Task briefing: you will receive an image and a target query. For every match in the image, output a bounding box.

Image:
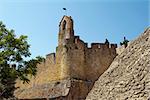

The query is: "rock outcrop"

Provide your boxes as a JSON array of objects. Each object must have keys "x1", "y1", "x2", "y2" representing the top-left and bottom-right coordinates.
[{"x1": 86, "y1": 28, "x2": 150, "y2": 100}]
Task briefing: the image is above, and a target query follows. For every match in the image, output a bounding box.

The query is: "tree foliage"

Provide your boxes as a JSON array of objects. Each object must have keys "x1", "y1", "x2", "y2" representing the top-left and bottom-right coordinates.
[{"x1": 0, "y1": 21, "x2": 44, "y2": 99}]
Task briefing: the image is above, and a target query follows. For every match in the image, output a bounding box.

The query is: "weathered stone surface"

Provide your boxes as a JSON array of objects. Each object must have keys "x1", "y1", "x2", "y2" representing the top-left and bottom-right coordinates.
[
  {"x1": 86, "y1": 28, "x2": 150, "y2": 100},
  {"x1": 15, "y1": 79, "x2": 94, "y2": 100},
  {"x1": 15, "y1": 79, "x2": 71, "y2": 99}
]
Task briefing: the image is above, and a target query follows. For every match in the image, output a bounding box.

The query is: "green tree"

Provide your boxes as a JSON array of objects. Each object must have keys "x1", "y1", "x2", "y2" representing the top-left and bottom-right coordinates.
[{"x1": 0, "y1": 21, "x2": 44, "y2": 99}]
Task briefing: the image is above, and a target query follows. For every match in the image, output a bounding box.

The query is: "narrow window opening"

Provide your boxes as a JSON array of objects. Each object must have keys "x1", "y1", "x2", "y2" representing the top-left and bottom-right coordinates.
[{"x1": 62, "y1": 20, "x2": 66, "y2": 30}]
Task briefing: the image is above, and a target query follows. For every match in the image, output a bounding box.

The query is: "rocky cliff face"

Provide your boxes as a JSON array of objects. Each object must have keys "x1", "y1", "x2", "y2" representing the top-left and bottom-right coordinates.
[{"x1": 86, "y1": 28, "x2": 150, "y2": 100}]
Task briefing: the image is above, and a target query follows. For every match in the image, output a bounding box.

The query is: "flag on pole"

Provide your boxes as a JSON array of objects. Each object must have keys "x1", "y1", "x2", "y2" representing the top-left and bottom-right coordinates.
[{"x1": 63, "y1": 8, "x2": 67, "y2": 10}]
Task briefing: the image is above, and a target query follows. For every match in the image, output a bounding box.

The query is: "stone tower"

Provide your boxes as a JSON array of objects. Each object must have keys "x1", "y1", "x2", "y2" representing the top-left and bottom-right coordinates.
[{"x1": 58, "y1": 16, "x2": 74, "y2": 46}]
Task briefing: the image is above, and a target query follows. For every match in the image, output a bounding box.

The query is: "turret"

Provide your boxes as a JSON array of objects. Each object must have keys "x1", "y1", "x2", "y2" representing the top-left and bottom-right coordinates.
[{"x1": 58, "y1": 16, "x2": 74, "y2": 46}]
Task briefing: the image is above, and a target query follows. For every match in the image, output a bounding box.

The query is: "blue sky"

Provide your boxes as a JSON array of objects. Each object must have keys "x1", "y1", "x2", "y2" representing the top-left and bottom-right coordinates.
[{"x1": 0, "y1": 0, "x2": 149, "y2": 58}]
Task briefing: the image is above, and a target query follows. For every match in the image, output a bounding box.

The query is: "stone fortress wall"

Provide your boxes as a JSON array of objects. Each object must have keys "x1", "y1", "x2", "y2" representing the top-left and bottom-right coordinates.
[
  {"x1": 15, "y1": 16, "x2": 117, "y2": 99},
  {"x1": 48, "y1": 15, "x2": 117, "y2": 82},
  {"x1": 62, "y1": 35, "x2": 117, "y2": 81},
  {"x1": 31, "y1": 15, "x2": 117, "y2": 83}
]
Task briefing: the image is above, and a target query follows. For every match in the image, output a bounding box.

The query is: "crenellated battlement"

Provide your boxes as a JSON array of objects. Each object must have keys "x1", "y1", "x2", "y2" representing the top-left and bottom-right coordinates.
[
  {"x1": 63, "y1": 34, "x2": 117, "y2": 52},
  {"x1": 91, "y1": 43, "x2": 108, "y2": 49},
  {"x1": 110, "y1": 44, "x2": 117, "y2": 49},
  {"x1": 90, "y1": 43, "x2": 117, "y2": 49},
  {"x1": 45, "y1": 53, "x2": 56, "y2": 65},
  {"x1": 46, "y1": 53, "x2": 55, "y2": 59}
]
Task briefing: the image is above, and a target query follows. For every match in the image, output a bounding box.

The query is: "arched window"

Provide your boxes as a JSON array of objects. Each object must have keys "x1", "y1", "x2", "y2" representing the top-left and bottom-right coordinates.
[{"x1": 62, "y1": 20, "x2": 66, "y2": 30}]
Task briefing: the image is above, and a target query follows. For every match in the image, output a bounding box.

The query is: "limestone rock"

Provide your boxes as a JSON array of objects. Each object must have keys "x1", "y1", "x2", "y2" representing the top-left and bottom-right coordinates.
[
  {"x1": 15, "y1": 79, "x2": 71, "y2": 99},
  {"x1": 86, "y1": 28, "x2": 150, "y2": 100}
]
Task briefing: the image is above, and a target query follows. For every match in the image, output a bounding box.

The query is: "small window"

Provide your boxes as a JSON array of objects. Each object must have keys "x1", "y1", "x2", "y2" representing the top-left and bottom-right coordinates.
[{"x1": 62, "y1": 20, "x2": 66, "y2": 30}]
